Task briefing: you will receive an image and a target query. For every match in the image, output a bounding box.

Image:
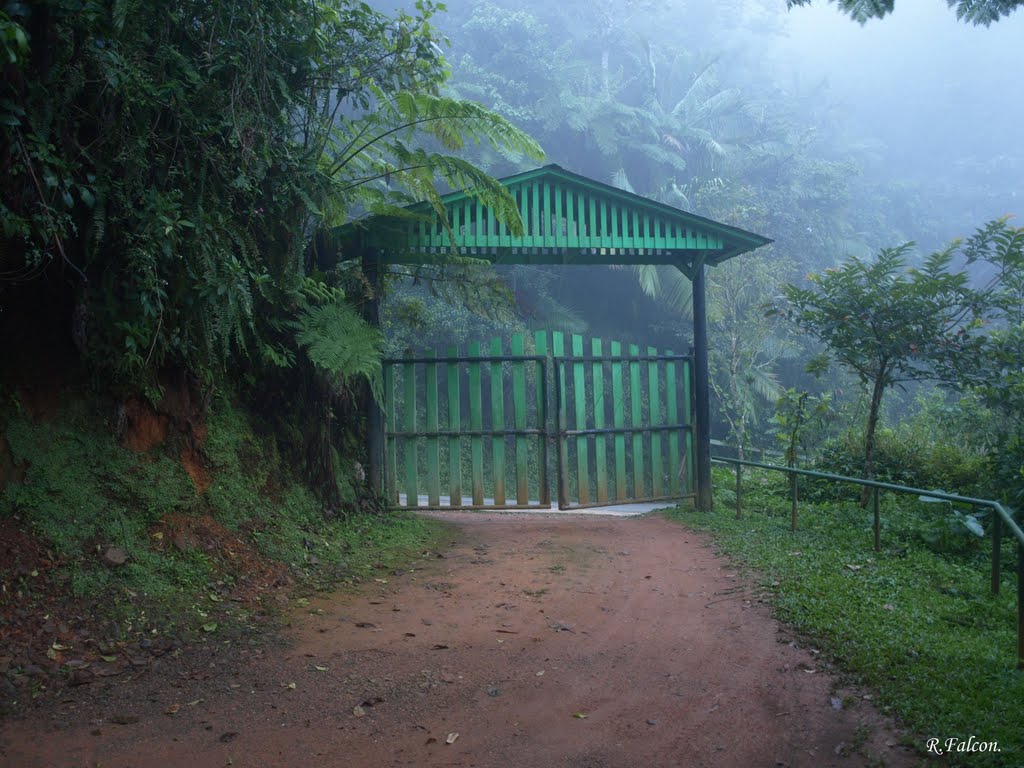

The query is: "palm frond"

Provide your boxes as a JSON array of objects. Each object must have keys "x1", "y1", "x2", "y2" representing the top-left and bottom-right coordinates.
[{"x1": 610, "y1": 168, "x2": 636, "y2": 193}]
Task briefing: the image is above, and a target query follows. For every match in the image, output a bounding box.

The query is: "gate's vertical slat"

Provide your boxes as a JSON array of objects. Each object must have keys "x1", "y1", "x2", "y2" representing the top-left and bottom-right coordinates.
[
  {"x1": 531, "y1": 180, "x2": 541, "y2": 246},
  {"x1": 592, "y1": 337, "x2": 609, "y2": 503},
  {"x1": 557, "y1": 185, "x2": 565, "y2": 244},
  {"x1": 384, "y1": 364, "x2": 397, "y2": 503},
  {"x1": 468, "y1": 342, "x2": 485, "y2": 506},
  {"x1": 552, "y1": 332, "x2": 569, "y2": 508},
  {"x1": 566, "y1": 189, "x2": 579, "y2": 247},
  {"x1": 599, "y1": 200, "x2": 610, "y2": 248},
  {"x1": 588, "y1": 196, "x2": 598, "y2": 246},
  {"x1": 629, "y1": 344, "x2": 644, "y2": 499},
  {"x1": 610, "y1": 341, "x2": 627, "y2": 501},
  {"x1": 425, "y1": 351, "x2": 440, "y2": 507},
  {"x1": 519, "y1": 186, "x2": 532, "y2": 247},
  {"x1": 542, "y1": 181, "x2": 552, "y2": 242},
  {"x1": 403, "y1": 360, "x2": 418, "y2": 506},
  {"x1": 648, "y1": 345, "x2": 663, "y2": 497},
  {"x1": 683, "y1": 356, "x2": 694, "y2": 494},
  {"x1": 665, "y1": 351, "x2": 682, "y2": 496},
  {"x1": 490, "y1": 337, "x2": 507, "y2": 506},
  {"x1": 572, "y1": 334, "x2": 590, "y2": 505},
  {"x1": 535, "y1": 331, "x2": 551, "y2": 506},
  {"x1": 512, "y1": 334, "x2": 529, "y2": 505},
  {"x1": 447, "y1": 345, "x2": 462, "y2": 506}
]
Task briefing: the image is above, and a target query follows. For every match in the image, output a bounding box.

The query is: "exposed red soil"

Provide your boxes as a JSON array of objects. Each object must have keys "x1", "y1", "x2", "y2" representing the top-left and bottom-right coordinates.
[
  {"x1": 120, "y1": 398, "x2": 170, "y2": 453},
  {"x1": 0, "y1": 512, "x2": 923, "y2": 768},
  {"x1": 180, "y1": 446, "x2": 212, "y2": 495}
]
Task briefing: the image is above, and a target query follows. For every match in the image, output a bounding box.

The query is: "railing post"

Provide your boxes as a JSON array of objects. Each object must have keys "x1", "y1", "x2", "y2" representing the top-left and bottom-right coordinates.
[
  {"x1": 790, "y1": 466, "x2": 798, "y2": 532},
  {"x1": 873, "y1": 488, "x2": 881, "y2": 552},
  {"x1": 991, "y1": 512, "x2": 1002, "y2": 596},
  {"x1": 735, "y1": 463, "x2": 742, "y2": 519},
  {"x1": 1018, "y1": 541, "x2": 1024, "y2": 670}
]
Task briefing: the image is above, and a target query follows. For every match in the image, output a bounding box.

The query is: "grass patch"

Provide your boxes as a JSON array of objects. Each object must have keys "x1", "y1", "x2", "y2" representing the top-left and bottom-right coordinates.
[{"x1": 665, "y1": 467, "x2": 1023, "y2": 767}]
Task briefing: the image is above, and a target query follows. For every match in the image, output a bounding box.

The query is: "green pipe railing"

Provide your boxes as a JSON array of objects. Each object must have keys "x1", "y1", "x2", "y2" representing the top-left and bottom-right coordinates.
[{"x1": 711, "y1": 454, "x2": 1024, "y2": 669}]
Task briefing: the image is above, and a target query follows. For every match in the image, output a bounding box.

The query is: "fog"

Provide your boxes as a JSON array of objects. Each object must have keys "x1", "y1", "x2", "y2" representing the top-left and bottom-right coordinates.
[
  {"x1": 409, "y1": 0, "x2": 1023, "y2": 250},
  {"x1": 372, "y1": 0, "x2": 1024, "y2": 436},
  {"x1": 781, "y1": 0, "x2": 1024, "y2": 234}
]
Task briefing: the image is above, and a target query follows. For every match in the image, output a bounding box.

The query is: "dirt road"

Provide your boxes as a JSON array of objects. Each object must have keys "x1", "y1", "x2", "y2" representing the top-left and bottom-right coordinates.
[{"x1": 0, "y1": 512, "x2": 921, "y2": 768}]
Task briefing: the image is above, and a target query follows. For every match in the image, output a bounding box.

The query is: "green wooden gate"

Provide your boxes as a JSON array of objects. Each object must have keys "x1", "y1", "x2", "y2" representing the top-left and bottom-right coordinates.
[{"x1": 383, "y1": 331, "x2": 695, "y2": 510}]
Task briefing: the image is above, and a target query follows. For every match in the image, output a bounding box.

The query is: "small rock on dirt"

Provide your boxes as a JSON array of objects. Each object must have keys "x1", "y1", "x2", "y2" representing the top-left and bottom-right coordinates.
[{"x1": 101, "y1": 547, "x2": 128, "y2": 567}]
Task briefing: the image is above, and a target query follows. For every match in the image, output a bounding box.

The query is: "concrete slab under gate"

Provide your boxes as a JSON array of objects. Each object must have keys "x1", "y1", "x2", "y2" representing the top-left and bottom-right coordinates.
[{"x1": 397, "y1": 494, "x2": 680, "y2": 517}]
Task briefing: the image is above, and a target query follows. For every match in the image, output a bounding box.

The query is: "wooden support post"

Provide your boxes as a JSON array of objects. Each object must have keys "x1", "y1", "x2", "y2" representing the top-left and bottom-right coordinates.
[
  {"x1": 363, "y1": 252, "x2": 385, "y2": 496},
  {"x1": 991, "y1": 514, "x2": 1001, "y2": 596},
  {"x1": 690, "y1": 261, "x2": 713, "y2": 511}
]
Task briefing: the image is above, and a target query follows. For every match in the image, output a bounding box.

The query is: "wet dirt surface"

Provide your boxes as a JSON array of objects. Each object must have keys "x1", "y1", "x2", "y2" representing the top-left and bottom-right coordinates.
[{"x1": 0, "y1": 512, "x2": 924, "y2": 768}]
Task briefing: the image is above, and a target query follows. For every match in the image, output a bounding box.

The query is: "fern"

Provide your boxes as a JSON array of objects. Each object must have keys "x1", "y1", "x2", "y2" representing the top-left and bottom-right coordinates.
[{"x1": 291, "y1": 300, "x2": 384, "y2": 403}]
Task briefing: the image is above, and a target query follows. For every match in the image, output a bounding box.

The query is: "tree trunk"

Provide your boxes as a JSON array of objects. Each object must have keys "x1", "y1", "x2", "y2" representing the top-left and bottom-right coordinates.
[{"x1": 860, "y1": 370, "x2": 887, "y2": 506}]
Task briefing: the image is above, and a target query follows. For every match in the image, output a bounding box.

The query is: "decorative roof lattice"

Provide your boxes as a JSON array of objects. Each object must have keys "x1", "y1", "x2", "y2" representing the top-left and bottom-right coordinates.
[{"x1": 336, "y1": 164, "x2": 771, "y2": 270}]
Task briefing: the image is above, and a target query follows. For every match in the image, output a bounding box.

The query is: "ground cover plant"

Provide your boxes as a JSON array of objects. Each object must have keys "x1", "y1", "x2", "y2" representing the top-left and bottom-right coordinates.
[
  {"x1": 667, "y1": 466, "x2": 1023, "y2": 767},
  {"x1": 0, "y1": 388, "x2": 444, "y2": 712}
]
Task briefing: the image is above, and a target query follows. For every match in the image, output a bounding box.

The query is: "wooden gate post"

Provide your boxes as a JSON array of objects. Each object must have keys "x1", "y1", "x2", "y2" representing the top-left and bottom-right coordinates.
[
  {"x1": 691, "y1": 261, "x2": 713, "y2": 511},
  {"x1": 363, "y1": 251, "x2": 385, "y2": 496}
]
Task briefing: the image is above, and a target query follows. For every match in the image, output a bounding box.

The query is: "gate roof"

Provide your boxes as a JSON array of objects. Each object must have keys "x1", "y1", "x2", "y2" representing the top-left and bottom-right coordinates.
[{"x1": 335, "y1": 164, "x2": 770, "y2": 270}]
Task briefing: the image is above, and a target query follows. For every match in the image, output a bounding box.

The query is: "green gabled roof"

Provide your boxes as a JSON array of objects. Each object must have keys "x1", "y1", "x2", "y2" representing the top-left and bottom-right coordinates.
[{"x1": 336, "y1": 164, "x2": 771, "y2": 269}]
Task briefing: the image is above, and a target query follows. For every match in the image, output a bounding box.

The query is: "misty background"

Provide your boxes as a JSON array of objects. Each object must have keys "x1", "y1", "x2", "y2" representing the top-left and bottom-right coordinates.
[{"x1": 375, "y1": 0, "x2": 1024, "y2": 448}]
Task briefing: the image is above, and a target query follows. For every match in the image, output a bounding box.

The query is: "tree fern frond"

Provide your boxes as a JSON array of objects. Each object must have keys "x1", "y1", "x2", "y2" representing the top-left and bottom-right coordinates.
[{"x1": 292, "y1": 301, "x2": 384, "y2": 403}]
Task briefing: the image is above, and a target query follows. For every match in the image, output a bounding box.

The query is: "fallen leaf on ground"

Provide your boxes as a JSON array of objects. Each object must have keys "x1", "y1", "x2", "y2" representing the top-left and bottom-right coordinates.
[{"x1": 164, "y1": 703, "x2": 180, "y2": 715}]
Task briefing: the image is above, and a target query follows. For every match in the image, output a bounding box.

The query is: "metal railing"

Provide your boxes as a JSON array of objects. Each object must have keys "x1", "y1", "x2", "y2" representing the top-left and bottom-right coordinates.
[{"x1": 711, "y1": 454, "x2": 1024, "y2": 669}]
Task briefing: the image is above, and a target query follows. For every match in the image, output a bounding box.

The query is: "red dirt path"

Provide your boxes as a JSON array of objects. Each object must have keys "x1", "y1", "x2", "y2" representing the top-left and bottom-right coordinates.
[{"x1": 0, "y1": 512, "x2": 923, "y2": 768}]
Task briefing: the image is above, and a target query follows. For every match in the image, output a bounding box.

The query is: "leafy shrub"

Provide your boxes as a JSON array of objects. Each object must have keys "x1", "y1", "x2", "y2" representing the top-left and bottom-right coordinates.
[{"x1": 809, "y1": 427, "x2": 987, "y2": 501}]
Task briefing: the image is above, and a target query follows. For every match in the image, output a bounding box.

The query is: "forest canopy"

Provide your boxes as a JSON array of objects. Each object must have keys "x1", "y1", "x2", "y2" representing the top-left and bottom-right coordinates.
[{"x1": 786, "y1": 0, "x2": 1022, "y2": 24}]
